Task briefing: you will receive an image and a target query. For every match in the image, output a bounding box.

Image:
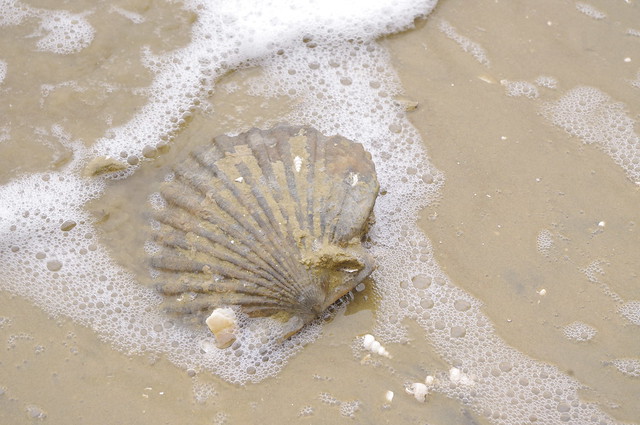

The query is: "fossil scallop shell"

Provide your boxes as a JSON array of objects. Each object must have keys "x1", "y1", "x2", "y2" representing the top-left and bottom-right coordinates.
[{"x1": 150, "y1": 125, "x2": 379, "y2": 339}]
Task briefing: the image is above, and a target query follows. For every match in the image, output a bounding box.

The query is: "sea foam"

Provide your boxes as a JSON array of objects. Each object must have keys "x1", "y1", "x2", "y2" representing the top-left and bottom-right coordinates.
[{"x1": 0, "y1": 0, "x2": 627, "y2": 423}]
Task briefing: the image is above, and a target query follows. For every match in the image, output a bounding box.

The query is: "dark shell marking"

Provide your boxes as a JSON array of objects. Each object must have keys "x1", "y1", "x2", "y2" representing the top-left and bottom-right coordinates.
[{"x1": 150, "y1": 125, "x2": 379, "y2": 338}]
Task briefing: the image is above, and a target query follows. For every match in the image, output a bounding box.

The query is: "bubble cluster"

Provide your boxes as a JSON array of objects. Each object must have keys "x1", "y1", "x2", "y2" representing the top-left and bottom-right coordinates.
[
  {"x1": 319, "y1": 392, "x2": 361, "y2": 418},
  {"x1": 35, "y1": 10, "x2": 95, "y2": 54},
  {"x1": 25, "y1": 404, "x2": 47, "y2": 420},
  {"x1": 0, "y1": 0, "x2": 629, "y2": 423},
  {"x1": 192, "y1": 377, "x2": 217, "y2": 404},
  {"x1": 631, "y1": 71, "x2": 640, "y2": 90},
  {"x1": 575, "y1": 2, "x2": 607, "y2": 20},
  {"x1": 501, "y1": 80, "x2": 539, "y2": 99},
  {"x1": 563, "y1": 322, "x2": 597, "y2": 342},
  {"x1": 213, "y1": 412, "x2": 229, "y2": 425},
  {"x1": 89, "y1": 0, "x2": 437, "y2": 168},
  {"x1": 535, "y1": 76, "x2": 558, "y2": 89},
  {"x1": 612, "y1": 358, "x2": 640, "y2": 378},
  {"x1": 0, "y1": 59, "x2": 6, "y2": 84},
  {"x1": 543, "y1": 86, "x2": 640, "y2": 184},
  {"x1": 109, "y1": 5, "x2": 146, "y2": 24},
  {"x1": 0, "y1": 316, "x2": 12, "y2": 328},
  {"x1": 0, "y1": 0, "x2": 31, "y2": 26},
  {"x1": 0, "y1": 1, "x2": 94, "y2": 54},
  {"x1": 536, "y1": 229, "x2": 554, "y2": 257},
  {"x1": 438, "y1": 20, "x2": 490, "y2": 66},
  {"x1": 618, "y1": 301, "x2": 640, "y2": 326},
  {"x1": 298, "y1": 405, "x2": 314, "y2": 417}
]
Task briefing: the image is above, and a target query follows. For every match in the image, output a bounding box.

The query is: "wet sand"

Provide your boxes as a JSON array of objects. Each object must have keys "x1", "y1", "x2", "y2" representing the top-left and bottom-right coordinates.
[
  {"x1": 2, "y1": 0, "x2": 640, "y2": 424},
  {"x1": 385, "y1": 0, "x2": 640, "y2": 420}
]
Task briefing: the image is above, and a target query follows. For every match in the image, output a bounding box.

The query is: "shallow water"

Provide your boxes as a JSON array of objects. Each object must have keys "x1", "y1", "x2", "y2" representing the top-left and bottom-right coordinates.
[{"x1": 1, "y1": 0, "x2": 640, "y2": 424}]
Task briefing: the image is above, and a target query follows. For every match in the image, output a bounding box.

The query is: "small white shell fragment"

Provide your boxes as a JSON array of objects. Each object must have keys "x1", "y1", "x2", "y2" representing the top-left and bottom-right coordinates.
[
  {"x1": 537, "y1": 288, "x2": 547, "y2": 296},
  {"x1": 477, "y1": 74, "x2": 496, "y2": 84},
  {"x1": 359, "y1": 354, "x2": 372, "y2": 365},
  {"x1": 406, "y1": 382, "x2": 428, "y2": 402},
  {"x1": 449, "y1": 367, "x2": 474, "y2": 386},
  {"x1": 425, "y1": 375, "x2": 434, "y2": 385},
  {"x1": 393, "y1": 96, "x2": 419, "y2": 111},
  {"x1": 598, "y1": 221, "x2": 606, "y2": 227},
  {"x1": 385, "y1": 390, "x2": 394, "y2": 403},
  {"x1": 294, "y1": 155, "x2": 303, "y2": 172},
  {"x1": 234, "y1": 176, "x2": 244, "y2": 183},
  {"x1": 363, "y1": 334, "x2": 375, "y2": 350},
  {"x1": 82, "y1": 156, "x2": 128, "y2": 176},
  {"x1": 347, "y1": 172, "x2": 359, "y2": 186},
  {"x1": 205, "y1": 307, "x2": 237, "y2": 349},
  {"x1": 370, "y1": 340, "x2": 381, "y2": 353}
]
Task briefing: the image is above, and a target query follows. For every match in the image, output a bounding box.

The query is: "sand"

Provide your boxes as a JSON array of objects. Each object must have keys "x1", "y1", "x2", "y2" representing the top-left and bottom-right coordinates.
[{"x1": 1, "y1": 0, "x2": 639, "y2": 424}]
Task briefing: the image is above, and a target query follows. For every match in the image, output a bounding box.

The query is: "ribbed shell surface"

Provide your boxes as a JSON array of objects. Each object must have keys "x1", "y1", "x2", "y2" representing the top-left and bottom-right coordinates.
[{"x1": 150, "y1": 125, "x2": 378, "y2": 335}]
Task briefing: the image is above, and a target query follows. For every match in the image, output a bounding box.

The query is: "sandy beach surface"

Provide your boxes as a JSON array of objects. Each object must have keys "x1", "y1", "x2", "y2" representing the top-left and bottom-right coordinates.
[{"x1": 1, "y1": 0, "x2": 639, "y2": 424}]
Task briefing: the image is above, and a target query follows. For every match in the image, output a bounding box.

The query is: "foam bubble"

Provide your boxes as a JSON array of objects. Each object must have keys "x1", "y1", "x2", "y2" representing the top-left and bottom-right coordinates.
[
  {"x1": 575, "y1": 2, "x2": 606, "y2": 20},
  {"x1": 0, "y1": 0, "x2": 30, "y2": 27},
  {"x1": 543, "y1": 86, "x2": 640, "y2": 184},
  {"x1": 612, "y1": 358, "x2": 640, "y2": 378},
  {"x1": 563, "y1": 321, "x2": 597, "y2": 342},
  {"x1": 35, "y1": 11, "x2": 95, "y2": 54},
  {"x1": 631, "y1": 70, "x2": 640, "y2": 89},
  {"x1": 501, "y1": 80, "x2": 539, "y2": 99},
  {"x1": 536, "y1": 229, "x2": 554, "y2": 257},
  {"x1": 319, "y1": 392, "x2": 361, "y2": 418},
  {"x1": 0, "y1": 0, "x2": 631, "y2": 422},
  {"x1": 618, "y1": 301, "x2": 640, "y2": 325},
  {"x1": 89, "y1": 0, "x2": 438, "y2": 166},
  {"x1": 0, "y1": 60, "x2": 6, "y2": 85},
  {"x1": 0, "y1": 2, "x2": 94, "y2": 54},
  {"x1": 534, "y1": 75, "x2": 558, "y2": 89},
  {"x1": 438, "y1": 20, "x2": 490, "y2": 66},
  {"x1": 109, "y1": 5, "x2": 145, "y2": 24}
]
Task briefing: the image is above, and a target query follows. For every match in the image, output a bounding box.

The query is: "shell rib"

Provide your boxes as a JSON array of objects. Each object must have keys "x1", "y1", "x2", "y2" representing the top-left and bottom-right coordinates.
[{"x1": 150, "y1": 125, "x2": 379, "y2": 339}]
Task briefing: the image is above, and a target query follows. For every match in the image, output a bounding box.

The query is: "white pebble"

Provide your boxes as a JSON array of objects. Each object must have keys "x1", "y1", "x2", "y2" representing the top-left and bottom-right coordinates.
[
  {"x1": 385, "y1": 390, "x2": 394, "y2": 402},
  {"x1": 425, "y1": 375, "x2": 434, "y2": 385}
]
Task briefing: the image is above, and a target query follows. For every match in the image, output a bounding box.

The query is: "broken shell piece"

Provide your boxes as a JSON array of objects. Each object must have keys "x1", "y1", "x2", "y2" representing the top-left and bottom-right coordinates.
[
  {"x1": 385, "y1": 390, "x2": 394, "y2": 403},
  {"x1": 449, "y1": 367, "x2": 474, "y2": 386},
  {"x1": 406, "y1": 382, "x2": 429, "y2": 402},
  {"x1": 83, "y1": 156, "x2": 128, "y2": 176},
  {"x1": 393, "y1": 96, "x2": 419, "y2": 112},
  {"x1": 206, "y1": 307, "x2": 237, "y2": 349}
]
